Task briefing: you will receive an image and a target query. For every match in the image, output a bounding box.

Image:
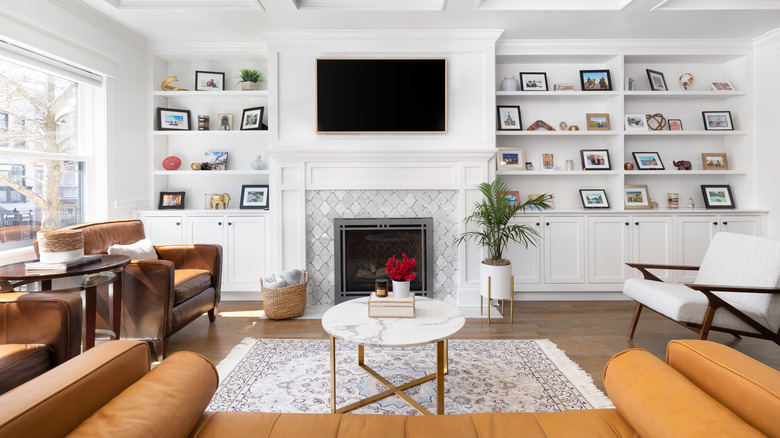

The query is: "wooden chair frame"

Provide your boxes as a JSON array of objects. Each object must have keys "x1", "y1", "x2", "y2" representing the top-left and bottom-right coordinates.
[{"x1": 626, "y1": 262, "x2": 780, "y2": 346}]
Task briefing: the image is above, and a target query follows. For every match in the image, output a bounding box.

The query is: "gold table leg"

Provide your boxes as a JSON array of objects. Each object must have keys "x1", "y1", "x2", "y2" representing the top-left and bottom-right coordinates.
[{"x1": 330, "y1": 336, "x2": 336, "y2": 413}]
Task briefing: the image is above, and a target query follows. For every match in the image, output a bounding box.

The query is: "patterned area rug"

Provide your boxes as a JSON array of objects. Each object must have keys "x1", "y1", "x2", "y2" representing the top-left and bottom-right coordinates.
[{"x1": 209, "y1": 338, "x2": 613, "y2": 415}]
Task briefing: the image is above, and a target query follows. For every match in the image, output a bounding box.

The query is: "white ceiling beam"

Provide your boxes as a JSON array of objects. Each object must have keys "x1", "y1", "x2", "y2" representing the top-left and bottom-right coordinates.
[
  {"x1": 653, "y1": 0, "x2": 780, "y2": 10},
  {"x1": 474, "y1": 0, "x2": 634, "y2": 11},
  {"x1": 103, "y1": 0, "x2": 265, "y2": 10},
  {"x1": 287, "y1": 0, "x2": 447, "y2": 12}
]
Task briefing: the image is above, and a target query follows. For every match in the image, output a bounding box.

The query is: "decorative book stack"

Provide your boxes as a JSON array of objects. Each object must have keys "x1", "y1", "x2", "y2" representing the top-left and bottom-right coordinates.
[
  {"x1": 25, "y1": 254, "x2": 102, "y2": 272},
  {"x1": 368, "y1": 292, "x2": 416, "y2": 318}
]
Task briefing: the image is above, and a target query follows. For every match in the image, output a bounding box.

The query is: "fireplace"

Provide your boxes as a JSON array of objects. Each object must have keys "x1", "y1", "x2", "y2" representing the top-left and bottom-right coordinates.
[{"x1": 334, "y1": 217, "x2": 434, "y2": 303}]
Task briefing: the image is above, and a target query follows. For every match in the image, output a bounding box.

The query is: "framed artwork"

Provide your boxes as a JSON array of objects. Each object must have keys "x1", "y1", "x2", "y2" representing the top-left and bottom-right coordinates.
[
  {"x1": 632, "y1": 152, "x2": 665, "y2": 170},
  {"x1": 157, "y1": 108, "x2": 191, "y2": 131},
  {"x1": 502, "y1": 191, "x2": 520, "y2": 207},
  {"x1": 701, "y1": 153, "x2": 729, "y2": 170},
  {"x1": 240, "y1": 184, "x2": 269, "y2": 209},
  {"x1": 240, "y1": 106, "x2": 264, "y2": 130},
  {"x1": 497, "y1": 106, "x2": 522, "y2": 131},
  {"x1": 625, "y1": 77, "x2": 635, "y2": 91},
  {"x1": 496, "y1": 148, "x2": 526, "y2": 171},
  {"x1": 203, "y1": 152, "x2": 228, "y2": 170},
  {"x1": 702, "y1": 111, "x2": 734, "y2": 131},
  {"x1": 159, "y1": 191, "x2": 185, "y2": 209},
  {"x1": 580, "y1": 149, "x2": 611, "y2": 170},
  {"x1": 541, "y1": 153, "x2": 557, "y2": 170},
  {"x1": 217, "y1": 113, "x2": 234, "y2": 131},
  {"x1": 579, "y1": 69, "x2": 612, "y2": 91},
  {"x1": 624, "y1": 114, "x2": 647, "y2": 131},
  {"x1": 586, "y1": 113, "x2": 610, "y2": 131},
  {"x1": 646, "y1": 69, "x2": 667, "y2": 91},
  {"x1": 701, "y1": 184, "x2": 735, "y2": 209},
  {"x1": 710, "y1": 81, "x2": 735, "y2": 91},
  {"x1": 195, "y1": 70, "x2": 225, "y2": 91},
  {"x1": 668, "y1": 119, "x2": 683, "y2": 131},
  {"x1": 520, "y1": 72, "x2": 548, "y2": 91},
  {"x1": 624, "y1": 185, "x2": 651, "y2": 210},
  {"x1": 579, "y1": 189, "x2": 610, "y2": 209}
]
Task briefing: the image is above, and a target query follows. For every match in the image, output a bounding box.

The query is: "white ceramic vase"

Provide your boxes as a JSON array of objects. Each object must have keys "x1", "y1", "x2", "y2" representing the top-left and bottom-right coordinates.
[
  {"x1": 392, "y1": 280, "x2": 410, "y2": 298},
  {"x1": 480, "y1": 262, "x2": 513, "y2": 300}
]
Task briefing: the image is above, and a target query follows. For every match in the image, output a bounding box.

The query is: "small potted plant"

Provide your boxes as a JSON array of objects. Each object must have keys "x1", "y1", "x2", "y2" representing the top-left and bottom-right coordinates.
[
  {"x1": 237, "y1": 69, "x2": 263, "y2": 91},
  {"x1": 385, "y1": 253, "x2": 416, "y2": 298}
]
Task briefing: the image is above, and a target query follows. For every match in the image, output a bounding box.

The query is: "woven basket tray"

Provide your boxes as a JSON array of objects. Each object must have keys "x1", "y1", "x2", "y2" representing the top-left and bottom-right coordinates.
[{"x1": 260, "y1": 272, "x2": 308, "y2": 320}]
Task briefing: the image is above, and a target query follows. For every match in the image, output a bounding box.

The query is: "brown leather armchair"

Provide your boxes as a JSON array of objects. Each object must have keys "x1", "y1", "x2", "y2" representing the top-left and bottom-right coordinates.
[
  {"x1": 0, "y1": 292, "x2": 82, "y2": 394},
  {"x1": 37, "y1": 220, "x2": 222, "y2": 361}
]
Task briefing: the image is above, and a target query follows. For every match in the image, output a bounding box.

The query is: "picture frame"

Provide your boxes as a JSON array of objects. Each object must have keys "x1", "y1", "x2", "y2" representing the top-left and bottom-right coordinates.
[
  {"x1": 240, "y1": 184, "x2": 269, "y2": 210},
  {"x1": 502, "y1": 191, "x2": 520, "y2": 207},
  {"x1": 646, "y1": 69, "x2": 668, "y2": 91},
  {"x1": 519, "y1": 72, "x2": 548, "y2": 91},
  {"x1": 623, "y1": 185, "x2": 651, "y2": 210},
  {"x1": 580, "y1": 149, "x2": 612, "y2": 170},
  {"x1": 579, "y1": 189, "x2": 610, "y2": 209},
  {"x1": 579, "y1": 69, "x2": 612, "y2": 91},
  {"x1": 203, "y1": 152, "x2": 228, "y2": 170},
  {"x1": 496, "y1": 148, "x2": 526, "y2": 171},
  {"x1": 632, "y1": 152, "x2": 665, "y2": 170},
  {"x1": 497, "y1": 106, "x2": 522, "y2": 131},
  {"x1": 195, "y1": 70, "x2": 225, "y2": 91},
  {"x1": 240, "y1": 106, "x2": 265, "y2": 130},
  {"x1": 701, "y1": 184, "x2": 735, "y2": 209},
  {"x1": 217, "y1": 113, "x2": 234, "y2": 131},
  {"x1": 668, "y1": 119, "x2": 683, "y2": 131},
  {"x1": 624, "y1": 114, "x2": 647, "y2": 131},
  {"x1": 625, "y1": 77, "x2": 635, "y2": 91},
  {"x1": 157, "y1": 108, "x2": 191, "y2": 131},
  {"x1": 701, "y1": 153, "x2": 729, "y2": 170},
  {"x1": 702, "y1": 111, "x2": 734, "y2": 131},
  {"x1": 541, "y1": 153, "x2": 557, "y2": 171},
  {"x1": 710, "y1": 81, "x2": 735, "y2": 91},
  {"x1": 159, "y1": 191, "x2": 185, "y2": 209},
  {"x1": 586, "y1": 113, "x2": 610, "y2": 131}
]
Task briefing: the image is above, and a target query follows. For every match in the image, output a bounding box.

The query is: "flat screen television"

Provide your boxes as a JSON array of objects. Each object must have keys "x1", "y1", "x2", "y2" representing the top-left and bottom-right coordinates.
[{"x1": 316, "y1": 58, "x2": 447, "y2": 133}]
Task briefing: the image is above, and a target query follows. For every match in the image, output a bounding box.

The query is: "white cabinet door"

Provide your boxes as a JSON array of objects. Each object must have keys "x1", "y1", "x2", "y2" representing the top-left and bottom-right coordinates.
[
  {"x1": 720, "y1": 215, "x2": 761, "y2": 237},
  {"x1": 143, "y1": 216, "x2": 184, "y2": 246},
  {"x1": 227, "y1": 216, "x2": 267, "y2": 284},
  {"x1": 676, "y1": 215, "x2": 717, "y2": 282},
  {"x1": 187, "y1": 216, "x2": 226, "y2": 247},
  {"x1": 588, "y1": 216, "x2": 630, "y2": 283},
  {"x1": 543, "y1": 216, "x2": 585, "y2": 284},
  {"x1": 632, "y1": 216, "x2": 675, "y2": 282},
  {"x1": 505, "y1": 216, "x2": 542, "y2": 284}
]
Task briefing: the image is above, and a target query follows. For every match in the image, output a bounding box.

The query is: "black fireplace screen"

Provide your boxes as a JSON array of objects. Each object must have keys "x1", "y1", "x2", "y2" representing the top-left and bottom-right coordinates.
[{"x1": 334, "y1": 218, "x2": 433, "y2": 303}]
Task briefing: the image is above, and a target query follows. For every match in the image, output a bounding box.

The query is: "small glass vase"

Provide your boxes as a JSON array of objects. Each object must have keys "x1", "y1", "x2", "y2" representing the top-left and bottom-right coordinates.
[
  {"x1": 500, "y1": 76, "x2": 519, "y2": 91},
  {"x1": 250, "y1": 154, "x2": 267, "y2": 170}
]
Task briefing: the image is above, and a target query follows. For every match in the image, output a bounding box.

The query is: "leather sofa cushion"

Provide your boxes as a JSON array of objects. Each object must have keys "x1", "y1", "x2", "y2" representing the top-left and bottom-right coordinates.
[
  {"x1": 174, "y1": 269, "x2": 212, "y2": 305},
  {"x1": 0, "y1": 344, "x2": 50, "y2": 395}
]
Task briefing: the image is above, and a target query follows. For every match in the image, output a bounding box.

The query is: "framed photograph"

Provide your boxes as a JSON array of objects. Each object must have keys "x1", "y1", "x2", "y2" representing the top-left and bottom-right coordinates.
[
  {"x1": 502, "y1": 191, "x2": 520, "y2": 207},
  {"x1": 157, "y1": 108, "x2": 191, "y2": 131},
  {"x1": 580, "y1": 149, "x2": 612, "y2": 170},
  {"x1": 625, "y1": 77, "x2": 635, "y2": 91},
  {"x1": 701, "y1": 153, "x2": 729, "y2": 170},
  {"x1": 646, "y1": 69, "x2": 667, "y2": 91},
  {"x1": 240, "y1": 106, "x2": 264, "y2": 131},
  {"x1": 195, "y1": 70, "x2": 225, "y2": 91},
  {"x1": 203, "y1": 152, "x2": 228, "y2": 170},
  {"x1": 632, "y1": 152, "x2": 665, "y2": 170},
  {"x1": 586, "y1": 113, "x2": 610, "y2": 131},
  {"x1": 159, "y1": 191, "x2": 185, "y2": 209},
  {"x1": 624, "y1": 185, "x2": 651, "y2": 210},
  {"x1": 520, "y1": 72, "x2": 548, "y2": 91},
  {"x1": 668, "y1": 119, "x2": 683, "y2": 131},
  {"x1": 541, "y1": 153, "x2": 557, "y2": 171},
  {"x1": 579, "y1": 189, "x2": 610, "y2": 209},
  {"x1": 240, "y1": 184, "x2": 269, "y2": 210},
  {"x1": 497, "y1": 106, "x2": 522, "y2": 131},
  {"x1": 496, "y1": 148, "x2": 526, "y2": 171},
  {"x1": 710, "y1": 81, "x2": 735, "y2": 91},
  {"x1": 217, "y1": 113, "x2": 234, "y2": 131},
  {"x1": 579, "y1": 69, "x2": 612, "y2": 91},
  {"x1": 702, "y1": 111, "x2": 734, "y2": 131},
  {"x1": 624, "y1": 114, "x2": 647, "y2": 131},
  {"x1": 701, "y1": 184, "x2": 735, "y2": 209}
]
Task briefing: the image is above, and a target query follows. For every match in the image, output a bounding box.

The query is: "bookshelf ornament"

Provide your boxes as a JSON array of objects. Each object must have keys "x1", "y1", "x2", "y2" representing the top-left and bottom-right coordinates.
[{"x1": 679, "y1": 73, "x2": 694, "y2": 90}]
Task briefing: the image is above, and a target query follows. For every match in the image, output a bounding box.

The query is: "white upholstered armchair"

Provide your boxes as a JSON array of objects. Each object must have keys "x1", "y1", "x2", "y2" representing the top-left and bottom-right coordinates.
[{"x1": 623, "y1": 232, "x2": 780, "y2": 345}]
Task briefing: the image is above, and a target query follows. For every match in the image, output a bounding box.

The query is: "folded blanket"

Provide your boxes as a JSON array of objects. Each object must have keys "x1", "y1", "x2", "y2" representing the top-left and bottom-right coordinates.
[{"x1": 262, "y1": 269, "x2": 305, "y2": 289}]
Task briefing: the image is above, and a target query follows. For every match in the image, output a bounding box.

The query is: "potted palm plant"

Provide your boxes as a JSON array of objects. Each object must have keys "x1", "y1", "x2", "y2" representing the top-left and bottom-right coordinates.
[
  {"x1": 237, "y1": 69, "x2": 263, "y2": 91},
  {"x1": 456, "y1": 178, "x2": 551, "y2": 302}
]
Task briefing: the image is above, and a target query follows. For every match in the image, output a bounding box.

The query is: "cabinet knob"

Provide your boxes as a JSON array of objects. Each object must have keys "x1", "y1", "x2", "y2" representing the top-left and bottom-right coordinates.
[
  {"x1": 723, "y1": 221, "x2": 728, "y2": 225},
  {"x1": 228, "y1": 222, "x2": 233, "y2": 226},
  {"x1": 175, "y1": 222, "x2": 180, "y2": 226},
  {"x1": 634, "y1": 222, "x2": 639, "y2": 226},
  {"x1": 218, "y1": 222, "x2": 223, "y2": 226},
  {"x1": 713, "y1": 222, "x2": 718, "y2": 225},
  {"x1": 545, "y1": 222, "x2": 550, "y2": 226},
  {"x1": 536, "y1": 222, "x2": 540, "y2": 226},
  {"x1": 625, "y1": 222, "x2": 629, "y2": 226}
]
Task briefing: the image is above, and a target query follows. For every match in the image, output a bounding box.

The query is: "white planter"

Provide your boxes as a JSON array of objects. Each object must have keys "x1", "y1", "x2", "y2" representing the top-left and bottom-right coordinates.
[
  {"x1": 480, "y1": 262, "x2": 513, "y2": 300},
  {"x1": 392, "y1": 280, "x2": 411, "y2": 298}
]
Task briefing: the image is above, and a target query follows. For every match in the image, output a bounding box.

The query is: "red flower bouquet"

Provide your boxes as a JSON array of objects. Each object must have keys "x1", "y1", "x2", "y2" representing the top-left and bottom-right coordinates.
[{"x1": 385, "y1": 253, "x2": 417, "y2": 282}]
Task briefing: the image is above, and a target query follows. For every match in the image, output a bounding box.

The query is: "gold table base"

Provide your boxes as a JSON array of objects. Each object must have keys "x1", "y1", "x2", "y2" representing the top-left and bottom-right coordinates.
[{"x1": 330, "y1": 337, "x2": 448, "y2": 415}]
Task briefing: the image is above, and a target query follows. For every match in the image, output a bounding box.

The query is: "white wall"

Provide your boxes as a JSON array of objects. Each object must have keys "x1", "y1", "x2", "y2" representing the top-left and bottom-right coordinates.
[{"x1": 754, "y1": 30, "x2": 780, "y2": 239}]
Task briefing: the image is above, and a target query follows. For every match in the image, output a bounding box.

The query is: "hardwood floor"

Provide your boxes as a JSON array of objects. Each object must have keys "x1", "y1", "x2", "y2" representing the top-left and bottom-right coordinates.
[{"x1": 167, "y1": 300, "x2": 780, "y2": 392}]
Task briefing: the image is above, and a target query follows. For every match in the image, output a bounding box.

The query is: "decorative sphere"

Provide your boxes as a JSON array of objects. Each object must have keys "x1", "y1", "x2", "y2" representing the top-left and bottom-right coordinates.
[
  {"x1": 162, "y1": 156, "x2": 181, "y2": 171},
  {"x1": 679, "y1": 73, "x2": 694, "y2": 90}
]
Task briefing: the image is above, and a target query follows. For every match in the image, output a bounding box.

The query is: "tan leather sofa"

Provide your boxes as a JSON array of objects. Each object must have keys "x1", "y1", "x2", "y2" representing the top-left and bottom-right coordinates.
[
  {"x1": 35, "y1": 220, "x2": 222, "y2": 361},
  {"x1": 1, "y1": 339, "x2": 777, "y2": 438},
  {"x1": 0, "y1": 292, "x2": 81, "y2": 395}
]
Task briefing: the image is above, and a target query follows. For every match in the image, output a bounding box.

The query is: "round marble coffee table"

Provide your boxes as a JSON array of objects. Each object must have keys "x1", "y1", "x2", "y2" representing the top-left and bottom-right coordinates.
[{"x1": 322, "y1": 296, "x2": 465, "y2": 415}]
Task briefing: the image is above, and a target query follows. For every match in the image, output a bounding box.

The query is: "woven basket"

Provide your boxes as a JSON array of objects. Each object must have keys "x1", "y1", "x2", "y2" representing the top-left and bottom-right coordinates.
[{"x1": 260, "y1": 272, "x2": 308, "y2": 320}]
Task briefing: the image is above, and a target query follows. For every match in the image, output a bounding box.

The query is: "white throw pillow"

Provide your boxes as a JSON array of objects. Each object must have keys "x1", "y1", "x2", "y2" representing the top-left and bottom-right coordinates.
[{"x1": 107, "y1": 238, "x2": 158, "y2": 260}]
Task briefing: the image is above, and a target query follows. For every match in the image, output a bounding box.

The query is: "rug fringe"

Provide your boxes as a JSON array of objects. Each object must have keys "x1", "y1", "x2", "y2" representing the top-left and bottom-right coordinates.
[
  {"x1": 215, "y1": 337, "x2": 259, "y2": 381},
  {"x1": 534, "y1": 340, "x2": 614, "y2": 409}
]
